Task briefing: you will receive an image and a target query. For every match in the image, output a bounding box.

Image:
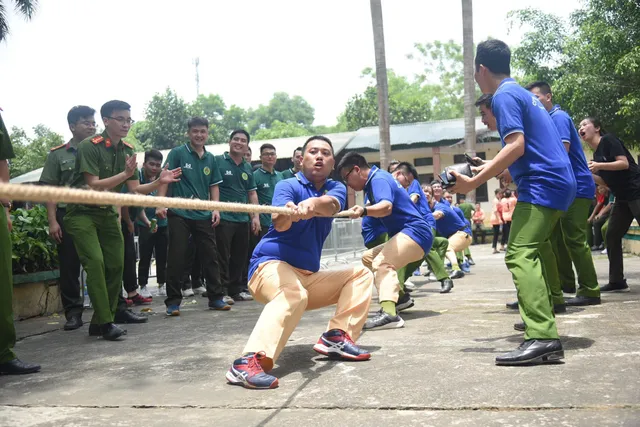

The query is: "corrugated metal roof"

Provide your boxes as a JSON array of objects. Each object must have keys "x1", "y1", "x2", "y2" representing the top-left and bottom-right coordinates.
[{"x1": 344, "y1": 117, "x2": 499, "y2": 152}]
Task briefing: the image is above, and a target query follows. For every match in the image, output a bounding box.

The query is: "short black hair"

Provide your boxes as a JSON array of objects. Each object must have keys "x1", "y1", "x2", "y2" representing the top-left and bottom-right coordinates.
[
  {"x1": 302, "y1": 136, "x2": 334, "y2": 156},
  {"x1": 494, "y1": 188, "x2": 502, "y2": 195},
  {"x1": 504, "y1": 189, "x2": 512, "y2": 197},
  {"x1": 260, "y1": 143, "x2": 276, "y2": 154},
  {"x1": 230, "y1": 129, "x2": 250, "y2": 144},
  {"x1": 585, "y1": 116, "x2": 605, "y2": 136},
  {"x1": 524, "y1": 81, "x2": 552, "y2": 95},
  {"x1": 458, "y1": 194, "x2": 466, "y2": 201},
  {"x1": 337, "y1": 151, "x2": 369, "y2": 171},
  {"x1": 396, "y1": 162, "x2": 419, "y2": 181},
  {"x1": 475, "y1": 39, "x2": 511, "y2": 75},
  {"x1": 100, "y1": 100, "x2": 131, "y2": 119},
  {"x1": 188, "y1": 117, "x2": 209, "y2": 129},
  {"x1": 67, "y1": 105, "x2": 96, "y2": 125},
  {"x1": 246, "y1": 145, "x2": 252, "y2": 153},
  {"x1": 387, "y1": 160, "x2": 400, "y2": 173},
  {"x1": 293, "y1": 147, "x2": 303, "y2": 156},
  {"x1": 430, "y1": 180, "x2": 441, "y2": 186},
  {"x1": 475, "y1": 94, "x2": 493, "y2": 108},
  {"x1": 144, "y1": 149, "x2": 163, "y2": 163}
]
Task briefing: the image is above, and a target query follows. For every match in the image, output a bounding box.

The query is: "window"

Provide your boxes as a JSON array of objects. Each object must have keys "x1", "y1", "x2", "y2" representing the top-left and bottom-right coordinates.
[
  {"x1": 418, "y1": 174, "x2": 434, "y2": 185},
  {"x1": 414, "y1": 157, "x2": 433, "y2": 167}
]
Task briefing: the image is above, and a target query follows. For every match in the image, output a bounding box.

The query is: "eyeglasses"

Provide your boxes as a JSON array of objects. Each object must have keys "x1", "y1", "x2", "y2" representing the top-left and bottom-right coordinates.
[
  {"x1": 261, "y1": 152, "x2": 277, "y2": 157},
  {"x1": 108, "y1": 116, "x2": 135, "y2": 125},
  {"x1": 342, "y1": 167, "x2": 355, "y2": 181}
]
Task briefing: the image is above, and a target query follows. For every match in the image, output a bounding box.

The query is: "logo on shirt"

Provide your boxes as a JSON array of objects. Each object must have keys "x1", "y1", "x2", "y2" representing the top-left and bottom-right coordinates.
[
  {"x1": 263, "y1": 183, "x2": 270, "y2": 188},
  {"x1": 184, "y1": 163, "x2": 193, "y2": 170},
  {"x1": 203, "y1": 167, "x2": 211, "y2": 176},
  {"x1": 225, "y1": 170, "x2": 233, "y2": 176},
  {"x1": 242, "y1": 172, "x2": 248, "y2": 181}
]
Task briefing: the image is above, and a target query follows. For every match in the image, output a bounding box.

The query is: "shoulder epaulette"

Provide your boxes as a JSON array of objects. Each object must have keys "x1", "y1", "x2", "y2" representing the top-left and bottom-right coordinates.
[
  {"x1": 91, "y1": 135, "x2": 104, "y2": 145},
  {"x1": 122, "y1": 141, "x2": 134, "y2": 149},
  {"x1": 50, "y1": 144, "x2": 66, "y2": 152}
]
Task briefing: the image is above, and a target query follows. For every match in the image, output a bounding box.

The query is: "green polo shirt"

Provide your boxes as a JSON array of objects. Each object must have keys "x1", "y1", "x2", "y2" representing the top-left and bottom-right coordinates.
[
  {"x1": 164, "y1": 143, "x2": 223, "y2": 221},
  {"x1": 458, "y1": 202, "x2": 474, "y2": 221},
  {"x1": 254, "y1": 167, "x2": 283, "y2": 227},
  {"x1": 0, "y1": 113, "x2": 15, "y2": 161},
  {"x1": 281, "y1": 167, "x2": 297, "y2": 179},
  {"x1": 135, "y1": 169, "x2": 167, "y2": 228},
  {"x1": 40, "y1": 139, "x2": 80, "y2": 209},
  {"x1": 215, "y1": 152, "x2": 257, "y2": 223}
]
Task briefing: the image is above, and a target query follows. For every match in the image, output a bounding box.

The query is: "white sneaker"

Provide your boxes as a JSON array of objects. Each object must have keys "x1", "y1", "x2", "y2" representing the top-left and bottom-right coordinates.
[
  {"x1": 404, "y1": 282, "x2": 416, "y2": 292},
  {"x1": 192, "y1": 286, "x2": 206, "y2": 295},
  {"x1": 139, "y1": 286, "x2": 153, "y2": 298},
  {"x1": 157, "y1": 284, "x2": 167, "y2": 297},
  {"x1": 182, "y1": 288, "x2": 195, "y2": 297},
  {"x1": 233, "y1": 291, "x2": 254, "y2": 301},
  {"x1": 601, "y1": 248, "x2": 608, "y2": 255},
  {"x1": 223, "y1": 295, "x2": 236, "y2": 305}
]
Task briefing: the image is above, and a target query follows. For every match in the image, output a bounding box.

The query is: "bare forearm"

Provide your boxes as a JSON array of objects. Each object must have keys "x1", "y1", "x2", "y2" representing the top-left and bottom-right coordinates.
[
  {"x1": 599, "y1": 160, "x2": 628, "y2": 171},
  {"x1": 472, "y1": 139, "x2": 524, "y2": 187},
  {"x1": 273, "y1": 214, "x2": 292, "y2": 232},
  {"x1": 131, "y1": 179, "x2": 161, "y2": 195},
  {"x1": 209, "y1": 185, "x2": 219, "y2": 202},
  {"x1": 310, "y1": 195, "x2": 341, "y2": 217},
  {"x1": 249, "y1": 191, "x2": 259, "y2": 219},
  {"x1": 0, "y1": 160, "x2": 10, "y2": 206},
  {"x1": 86, "y1": 171, "x2": 131, "y2": 191},
  {"x1": 593, "y1": 174, "x2": 606, "y2": 186},
  {"x1": 365, "y1": 200, "x2": 393, "y2": 218},
  {"x1": 46, "y1": 202, "x2": 58, "y2": 224}
]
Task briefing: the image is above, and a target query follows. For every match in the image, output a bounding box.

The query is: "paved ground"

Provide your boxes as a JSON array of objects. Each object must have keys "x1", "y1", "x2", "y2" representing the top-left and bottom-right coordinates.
[{"x1": 1, "y1": 245, "x2": 640, "y2": 427}]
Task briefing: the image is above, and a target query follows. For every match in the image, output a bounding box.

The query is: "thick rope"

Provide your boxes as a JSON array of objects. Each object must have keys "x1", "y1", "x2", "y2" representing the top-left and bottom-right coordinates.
[{"x1": 0, "y1": 183, "x2": 354, "y2": 218}]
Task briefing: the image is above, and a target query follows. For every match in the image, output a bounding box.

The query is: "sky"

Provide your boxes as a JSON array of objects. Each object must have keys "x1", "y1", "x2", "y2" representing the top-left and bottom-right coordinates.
[{"x1": 0, "y1": 0, "x2": 581, "y2": 140}]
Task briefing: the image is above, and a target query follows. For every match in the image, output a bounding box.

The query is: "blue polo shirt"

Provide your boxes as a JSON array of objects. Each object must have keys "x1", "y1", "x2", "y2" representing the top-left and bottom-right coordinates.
[
  {"x1": 492, "y1": 78, "x2": 576, "y2": 211},
  {"x1": 361, "y1": 194, "x2": 388, "y2": 246},
  {"x1": 549, "y1": 105, "x2": 595, "y2": 200},
  {"x1": 433, "y1": 200, "x2": 469, "y2": 237},
  {"x1": 452, "y1": 205, "x2": 472, "y2": 235},
  {"x1": 365, "y1": 166, "x2": 432, "y2": 254},
  {"x1": 408, "y1": 180, "x2": 436, "y2": 230},
  {"x1": 249, "y1": 172, "x2": 346, "y2": 278}
]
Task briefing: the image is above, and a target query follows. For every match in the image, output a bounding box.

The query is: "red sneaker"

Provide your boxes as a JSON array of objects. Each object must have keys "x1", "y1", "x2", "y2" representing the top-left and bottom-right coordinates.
[
  {"x1": 226, "y1": 352, "x2": 279, "y2": 389},
  {"x1": 130, "y1": 293, "x2": 152, "y2": 305},
  {"x1": 125, "y1": 298, "x2": 133, "y2": 307},
  {"x1": 313, "y1": 329, "x2": 371, "y2": 361}
]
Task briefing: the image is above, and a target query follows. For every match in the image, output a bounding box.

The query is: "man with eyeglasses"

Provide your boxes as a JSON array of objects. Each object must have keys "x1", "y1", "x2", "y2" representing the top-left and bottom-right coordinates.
[
  {"x1": 64, "y1": 100, "x2": 181, "y2": 341},
  {"x1": 40, "y1": 106, "x2": 97, "y2": 331}
]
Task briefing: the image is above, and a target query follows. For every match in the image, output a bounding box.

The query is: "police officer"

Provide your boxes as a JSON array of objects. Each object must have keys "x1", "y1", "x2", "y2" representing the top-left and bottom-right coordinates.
[
  {"x1": 281, "y1": 147, "x2": 303, "y2": 179},
  {"x1": 0, "y1": 111, "x2": 40, "y2": 374},
  {"x1": 40, "y1": 106, "x2": 96, "y2": 331},
  {"x1": 64, "y1": 100, "x2": 181, "y2": 341}
]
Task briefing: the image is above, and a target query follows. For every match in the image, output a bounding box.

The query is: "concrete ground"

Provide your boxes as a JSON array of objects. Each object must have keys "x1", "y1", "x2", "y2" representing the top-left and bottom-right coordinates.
[{"x1": 1, "y1": 244, "x2": 640, "y2": 427}]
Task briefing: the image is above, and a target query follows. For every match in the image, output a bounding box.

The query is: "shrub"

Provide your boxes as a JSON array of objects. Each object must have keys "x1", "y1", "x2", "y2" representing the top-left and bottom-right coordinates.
[{"x1": 10, "y1": 205, "x2": 59, "y2": 274}]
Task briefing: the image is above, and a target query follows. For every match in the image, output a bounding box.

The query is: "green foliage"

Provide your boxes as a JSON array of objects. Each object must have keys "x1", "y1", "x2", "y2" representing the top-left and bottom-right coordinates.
[
  {"x1": 145, "y1": 88, "x2": 190, "y2": 149},
  {"x1": 253, "y1": 120, "x2": 311, "y2": 141},
  {"x1": 0, "y1": 0, "x2": 38, "y2": 42},
  {"x1": 10, "y1": 205, "x2": 58, "y2": 274},
  {"x1": 246, "y1": 92, "x2": 315, "y2": 135},
  {"x1": 9, "y1": 125, "x2": 64, "y2": 178},
  {"x1": 124, "y1": 120, "x2": 152, "y2": 151}
]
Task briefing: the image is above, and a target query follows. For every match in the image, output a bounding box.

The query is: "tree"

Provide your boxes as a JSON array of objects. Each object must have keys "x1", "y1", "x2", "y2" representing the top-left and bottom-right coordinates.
[
  {"x1": 246, "y1": 92, "x2": 315, "y2": 134},
  {"x1": 124, "y1": 120, "x2": 152, "y2": 151},
  {"x1": 462, "y1": 0, "x2": 476, "y2": 203},
  {"x1": 253, "y1": 120, "x2": 311, "y2": 141},
  {"x1": 370, "y1": 0, "x2": 392, "y2": 171},
  {"x1": 0, "y1": 0, "x2": 37, "y2": 42},
  {"x1": 9, "y1": 125, "x2": 64, "y2": 178},
  {"x1": 144, "y1": 88, "x2": 190, "y2": 149}
]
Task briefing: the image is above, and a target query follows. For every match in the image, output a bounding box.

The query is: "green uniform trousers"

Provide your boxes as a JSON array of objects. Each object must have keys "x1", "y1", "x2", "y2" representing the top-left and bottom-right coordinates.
[
  {"x1": 550, "y1": 198, "x2": 600, "y2": 302},
  {"x1": 0, "y1": 208, "x2": 16, "y2": 363},
  {"x1": 64, "y1": 208, "x2": 124, "y2": 325},
  {"x1": 506, "y1": 202, "x2": 562, "y2": 340}
]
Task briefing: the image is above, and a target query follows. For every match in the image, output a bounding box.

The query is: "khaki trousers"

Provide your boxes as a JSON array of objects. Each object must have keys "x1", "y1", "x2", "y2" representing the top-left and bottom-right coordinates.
[
  {"x1": 243, "y1": 261, "x2": 373, "y2": 371},
  {"x1": 362, "y1": 232, "x2": 424, "y2": 303},
  {"x1": 446, "y1": 231, "x2": 471, "y2": 269}
]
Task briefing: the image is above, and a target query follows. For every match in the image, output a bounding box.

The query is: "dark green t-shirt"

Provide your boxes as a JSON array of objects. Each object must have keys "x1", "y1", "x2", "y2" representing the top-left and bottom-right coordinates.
[
  {"x1": 254, "y1": 167, "x2": 283, "y2": 226},
  {"x1": 40, "y1": 139, "x2": 80, "y2": 208},
  {"x1": 281, "y1": 167, "x2": 297, "y2": 179},
  {"x1": 135, "y1": 169, "x2": 168, "y2": 228},
  {"x1": 215, "y1": 152, "x2": 257, "y2": 223},
  {"x1": 458, "y1": 202, "x2": 474, "y2": 221},
  {"x1": 0, "y1": 114, "x2": 15, "y2": 161},
  {"x1": 164, "y1": 143, "x2": 223, "y2": 221}
]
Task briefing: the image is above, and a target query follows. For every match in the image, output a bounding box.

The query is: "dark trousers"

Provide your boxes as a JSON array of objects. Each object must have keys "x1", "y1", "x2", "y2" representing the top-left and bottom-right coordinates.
[
  {"x1": 166, "y1": 214, "x2": 223, "y2": 306},
  {"x1": 181, "y1": 239, "x2": 203, "y2": 290},
  {"x1": 216, "y1": 220, "x2": 250, "y2": 296},
  {"x1": 56, "y1": 208, "x2": 83, "y2": 318},
  {"x1": 121, "y1": 221, "x2": 138, "y2": 294},
  {"x1": 501, "y1": 221, "x2": 512, "y2": 247},
  {"x1": 492, "y1": 225, "x2": 501, "y2": 249},
  {"x1": 607, "y1": 199, "x2": 640, "y2": 284},
  {"x1": 138, "y1": 225, "x2": 168, "y2": 286},
  {"x1": 473, "y1": 223, "x2": 486, "y2": 244},
  {"x1": 242, "y1": 227, "x2": 268, "y2": 285},
  {"x1": 593, "y1": 213, "x2": 610, "y2": 247}
]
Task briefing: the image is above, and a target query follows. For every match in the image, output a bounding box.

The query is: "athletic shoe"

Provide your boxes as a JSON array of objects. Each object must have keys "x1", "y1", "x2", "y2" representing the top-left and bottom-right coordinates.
[
  {"x1": 396, "y1": 294, "x2": 415, "y2": 311},
  {"x1": 209, "y1": 299, "x2": 231, "y2": 311},
  {"x1": 513, "y1": 321, "x2": 525, "y2": 332},
  {"x1": 226, "y1": 352, "x2": 278, "y2": 389},
  {"x1": 412, "y1": 268, "x2": 421, "y2": 276},
  {"x1": 313, "y1": 329, "x2": 371, "y2": 361},
  {"x1": 424, "y1": 272, "x2": 437, "y2": 282},
  {"x1": 130, "y1": 293, "x2": 152, "y2": 305},
  {"x1": 223, "y1": 295, "x2": 236, "y2": 305},
  {"x1": 166, "y1": 305, "x2": 180, "y2": 316},
  {"x1": 363, "y1": 309, "x2": 404, "y2": 330},
  {"x1": 449, "y1": 269, "x2": 465, "y2": 279},
  {"x1": 233, "y1": 291, "x2": 254, "y2": 301},
  {"x1": 192, "y1": 286, "x2": 206, "y2": 295},
  {"x1": 440, "y1": 278, "x2": 454, "y2": 293},
  {"x1": 600, "y1": 281, "x2": 630, "y2": 292},
  {"x1": 404, "y1": 281, "x2": 416, "y2": 292},
  {"x1": 461, "y1": 262, "x2": 471, "y2": 274},
  {"x1": 182, "y1": 288, "x2": 195, "y2": 297},
  {"x1": 468, "y1": 259, "x2": 475, "y2": 266},
  {"x1": 157, "y1": 284, "x2": 167, "y2": 297},
  {"x1": 139, "y1": 286, "x2": 153, "y2": 299},
  {"x1": 601, "y1": 248, "x2": 608, "y2": 255},
  {"x1": 445, "y1": 260, "x2": 452, "y2": 269},
  {"x1": 125, "y1": 298, "x2": 133, "y2": 307}
]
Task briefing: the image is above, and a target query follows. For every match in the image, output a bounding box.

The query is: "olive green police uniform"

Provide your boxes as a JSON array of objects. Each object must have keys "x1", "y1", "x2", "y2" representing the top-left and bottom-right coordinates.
[
  {"x1": 40, "y1": 140, "x2": 83, "y2": 319},
  {"x1": 63, "y1": 132, "x2": 139, "y2": 326},
  {"x1": 0, "y1": 113, "x2": 17, "y2": 364}
]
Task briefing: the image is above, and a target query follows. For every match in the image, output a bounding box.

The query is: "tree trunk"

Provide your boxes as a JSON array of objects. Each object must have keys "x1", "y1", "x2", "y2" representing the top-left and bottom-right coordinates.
[
  {"x1": 370, "y1": 0, "x2": 391, "y2": 171},
  {"x1": 462, "y1": 0, "x2": 476, "y2": 203}
]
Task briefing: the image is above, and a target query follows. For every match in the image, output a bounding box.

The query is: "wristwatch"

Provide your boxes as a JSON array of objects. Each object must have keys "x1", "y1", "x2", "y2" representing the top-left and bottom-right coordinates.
[{"x1": 360, "y1": 207, "x2": 368, "y2": 217}]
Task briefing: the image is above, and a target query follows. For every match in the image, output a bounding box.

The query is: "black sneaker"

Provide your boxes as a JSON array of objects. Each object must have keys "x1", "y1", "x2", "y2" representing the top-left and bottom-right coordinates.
[
  {"x1": 600, "y1": 281, "x2": 630, "y2": 293},
  {"x1": 440, "y1": 278, "x2": 454, "y2": 293},
  {"x1": 396, "y1": 294, "x2": 414, "y2": 312},
  {"x1": 363, "y1": 309, "x2": 404, "y2": 330},
  {"x1": 513, "y1": 322, "x2": 525, "y2": 332}
]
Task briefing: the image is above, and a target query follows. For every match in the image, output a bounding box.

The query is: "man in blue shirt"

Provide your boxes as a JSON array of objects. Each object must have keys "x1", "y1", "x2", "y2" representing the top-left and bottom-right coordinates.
[
  {"x1": 450, "y1": 39, "x2": 576, "y2": 366},
  {"x1": 339, "y1": 153, "x2": 433, "y2": 331},
  {"x1": 226, "y1": 136, "x2": 373, "y2": 390},
  {"x1": 525, "y1": 81, "x2": 601, "y2": 308},
  {"x1": 444, "y1": 190, "x2": 473, "y2": 273}
]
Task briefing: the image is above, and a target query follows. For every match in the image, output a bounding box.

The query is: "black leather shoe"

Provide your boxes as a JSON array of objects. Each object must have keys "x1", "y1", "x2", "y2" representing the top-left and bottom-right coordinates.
[
  {"x1": 88, "y1": 323, "x2": 101, "y2": 336},
  {"x1": 100, "y1": 323, "x2": 127, "y2": 341},
  {"x1": 0, "y1": 358, "x2": 41, "y2": 375},
  {"x1": 440, "y1": 279, "x2": 454, "y2": 294},
  {"x1": 495, "y1": 339, "x2": 564, "y2": 366},
  {"x1": 554, "y1": 303, "x2": 567, "y2": 314},
  {"x1": 114, "y1": 309, "x2": 149, "y2": 324},
  {"x1": 562, "y1": 285, "x2": 576, "y2": 293},
  {"x1": 506, "y1": 301, "x2": 518, "y2": 309},
  {"x1": 565, "y1": 295, "x2": 601, "y2": 306},
  {"x1": 64, "y1": 315, "x2": 83, "y2": 331},
  {"x1": 513, "y1": 322, "x2": 525, "y2": 331},
  {"x1": 600, "y1": 281, "x2": 630, "y2": 293}
]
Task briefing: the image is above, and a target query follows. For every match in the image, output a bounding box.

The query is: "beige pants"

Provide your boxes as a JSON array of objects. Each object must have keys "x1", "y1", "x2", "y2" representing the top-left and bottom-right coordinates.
[
  {"x1": 362, "y1": 232, "x2": 425, "y2": 303},
  {"x1": 243, "y1": 261, "x2": 373, "y2": 371},
  {"x1": 446, "y1": 231, "x2": 472, "y2": 268}
]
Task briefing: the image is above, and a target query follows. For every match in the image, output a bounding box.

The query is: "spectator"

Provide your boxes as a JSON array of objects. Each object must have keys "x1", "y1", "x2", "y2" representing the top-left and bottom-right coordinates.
[
  {"x1": 281, "y1": 147, "x2": 303, "y2": 179},
  {"x1": 472, "y1": 203, "x2": 486, "y2": 244},
  {"x1": 490, "y1": 189, "x2": 503, "y2": 253},
  {"x1": 500, "y1": 189, "x2": 516, "y2": 250},
  {"x1": 589, "y1": 186, "x2": 611, "y2": 250}
]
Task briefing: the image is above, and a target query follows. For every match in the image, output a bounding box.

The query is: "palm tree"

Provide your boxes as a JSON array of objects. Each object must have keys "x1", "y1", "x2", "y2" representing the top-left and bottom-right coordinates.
[
  {"x1": 370, "y1": 0, "x2": 391, "y2": 171},
  {"x1": 0, "y1": 0, "x2": 38, "y2": 42},
  {"x1": 461, "y1": 0, "x2": 476, "y2": 202}
]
